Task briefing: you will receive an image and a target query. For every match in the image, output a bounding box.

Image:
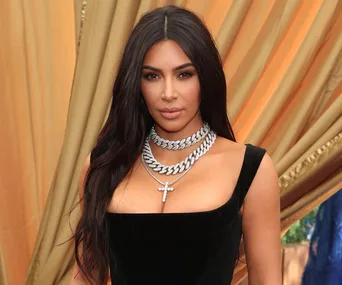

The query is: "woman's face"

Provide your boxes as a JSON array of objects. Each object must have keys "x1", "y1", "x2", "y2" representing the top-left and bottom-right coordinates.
[{"x1": 141, "y1": 40, "x2": 202, "y2": 134}]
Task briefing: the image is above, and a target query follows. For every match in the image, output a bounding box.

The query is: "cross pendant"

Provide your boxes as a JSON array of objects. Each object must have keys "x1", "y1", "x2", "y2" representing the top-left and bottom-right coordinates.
[{"x1": 158, "y1": 182, "x2": 174, "y2": 203}]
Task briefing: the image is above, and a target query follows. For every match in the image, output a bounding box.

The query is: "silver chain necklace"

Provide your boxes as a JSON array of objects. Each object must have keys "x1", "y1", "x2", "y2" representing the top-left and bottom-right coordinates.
[
  {"x1": 141, "y1": 125, "x2": 216, "y2": 203},
  {"x1": 141, "y1": 155, "x2": 192, "y2": 202},
  {"x1": 142, "y1": 130, "x2": 216, "y2": 175},
  {"x1": 150, "y1": 123, "x2": 210, "y2": 150}
]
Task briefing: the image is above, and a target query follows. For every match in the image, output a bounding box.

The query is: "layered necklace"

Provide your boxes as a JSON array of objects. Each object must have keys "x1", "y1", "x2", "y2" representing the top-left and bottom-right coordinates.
[{"x1": 141, "y1": 123, "x2": 216, "y2": 202}]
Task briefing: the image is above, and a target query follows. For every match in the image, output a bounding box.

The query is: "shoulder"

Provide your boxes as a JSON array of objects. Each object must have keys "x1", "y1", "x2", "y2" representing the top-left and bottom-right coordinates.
[
  {"x1": 211, "y1": 136, "x2": 247, "y2": 160},
  {"x1": 212, "y1": 137, "x2": 273, "y2": 174},
  {"x1": 240, "y1": 145, "x2": 282, "y2": 283},
  {"x1": 217, "y1": 139, "x2": 275, "y2": 180},
  {"x1": 242, "y1": 144, "x2": 280, "y2": 214},
  {"x1": 213, "y1": 138, "x2": 279, "y2": 208},
  {"x1": 246, "y1": 146, "x2": 279, "y2": 198},
  {"x1": 208, "y1": 137, "x2": 248, "y2": 177}
]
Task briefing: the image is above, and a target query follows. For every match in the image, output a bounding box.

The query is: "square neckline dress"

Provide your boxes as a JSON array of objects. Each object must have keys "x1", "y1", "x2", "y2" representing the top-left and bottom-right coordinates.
[{"x1": 105, "y1": 143, "x2": 266, "y2": 285}]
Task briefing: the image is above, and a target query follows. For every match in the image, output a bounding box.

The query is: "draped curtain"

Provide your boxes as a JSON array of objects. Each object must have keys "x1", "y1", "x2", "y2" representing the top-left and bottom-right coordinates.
[
  {"x1": 0, "y1": 0, "x2": 341, "y2": 285},
  {"x1": 0, "y1": 1, "x2": 75, "y2": 285}
]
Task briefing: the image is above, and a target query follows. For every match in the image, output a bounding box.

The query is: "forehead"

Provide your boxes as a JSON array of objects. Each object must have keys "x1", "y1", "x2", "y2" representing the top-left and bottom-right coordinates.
[{"x1": 143, "y1": 40, "x2": 192, "y2": 67}]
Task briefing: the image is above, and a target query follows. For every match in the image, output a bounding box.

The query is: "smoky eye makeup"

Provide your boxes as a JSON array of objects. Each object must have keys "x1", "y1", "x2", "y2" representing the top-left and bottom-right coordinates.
[
  {"x1": 142, "y1": 71, "x2": 194, "y2": 81},
  {"x1": 141, "y1": 64, "x2": 197, "y2": 81},
  {"x1": 177, "y1": 70, "x2": 195, "y2": 78},
  {"x1": 142, "y1": 72, "x2": 160, "y2": 81}
]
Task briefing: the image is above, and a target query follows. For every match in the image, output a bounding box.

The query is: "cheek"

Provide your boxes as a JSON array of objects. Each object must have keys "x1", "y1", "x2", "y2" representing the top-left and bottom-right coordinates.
[
  {"x1": 141, "y1": 83, "x2": 160, "y2": 109},
  {"x1": 182, "y1": 81, "x2": 201, "y2": 106},
  {"x1": 141, "y1": 81, "x2": 160, "y2": 95}
]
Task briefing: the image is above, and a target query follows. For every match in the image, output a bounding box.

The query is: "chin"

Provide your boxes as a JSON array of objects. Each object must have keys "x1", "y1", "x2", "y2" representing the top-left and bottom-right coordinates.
[{"x1": 154, "y1": 119, "x2": 188, "y2": 133}]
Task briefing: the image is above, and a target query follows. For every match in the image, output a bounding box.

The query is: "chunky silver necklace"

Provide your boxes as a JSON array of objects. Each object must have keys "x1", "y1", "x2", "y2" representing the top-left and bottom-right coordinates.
[
  {"x1": 141, "y1": 125, "x2": 216, "y2": 203},
  {"x1": 142, "y1": 130, "x2": 217, "y2": 175},
  {"x1": 150, "y1": 123, "x2": 210, "y2": 150}
]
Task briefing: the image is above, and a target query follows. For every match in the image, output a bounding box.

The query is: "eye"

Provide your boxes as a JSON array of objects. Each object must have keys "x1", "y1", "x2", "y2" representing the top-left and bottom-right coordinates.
[
  {"x1": 178, "y1": 71, "x2": 193, "y2": 79},
  {"x1": 142, "y1": 72, "x2": 160, "y2": 81}
]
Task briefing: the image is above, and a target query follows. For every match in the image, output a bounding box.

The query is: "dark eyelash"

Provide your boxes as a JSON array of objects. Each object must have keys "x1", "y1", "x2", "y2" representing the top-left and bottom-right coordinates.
[
  {"x1": 142, "y1": 71, "x2": 194, "y2": 80},
  {"x1": 178, "y1": 71, "x2": 193, "y2": 78},
  {"x1": 142, "y1": 73, "x2": 159, "y2": 80}
]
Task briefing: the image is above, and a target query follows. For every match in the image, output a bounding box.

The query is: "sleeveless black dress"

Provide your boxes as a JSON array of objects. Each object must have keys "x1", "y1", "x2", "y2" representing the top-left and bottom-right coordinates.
[{"x1": 106, "y1": 143, "x2": 266, "y2": 285}]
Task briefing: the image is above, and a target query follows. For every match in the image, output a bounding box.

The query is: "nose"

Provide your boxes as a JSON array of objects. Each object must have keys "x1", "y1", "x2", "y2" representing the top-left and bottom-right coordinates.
[{"x1": 162, "y1": 77, "x2": 177, "y2": 101}]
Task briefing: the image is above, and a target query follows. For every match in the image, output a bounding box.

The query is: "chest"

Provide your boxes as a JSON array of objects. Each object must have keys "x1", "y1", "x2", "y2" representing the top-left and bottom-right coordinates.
[{"x1": 107, "y1": 154, "x2": 243, "y2": 215}]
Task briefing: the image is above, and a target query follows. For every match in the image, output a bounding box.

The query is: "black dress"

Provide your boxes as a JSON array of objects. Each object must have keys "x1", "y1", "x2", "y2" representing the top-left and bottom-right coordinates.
[{"x1": 106, "y1": 143, "x2": 266, "y2": 285}]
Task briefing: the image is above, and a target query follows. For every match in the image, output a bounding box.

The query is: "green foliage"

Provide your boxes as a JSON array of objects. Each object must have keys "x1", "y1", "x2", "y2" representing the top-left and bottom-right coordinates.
[{"x1": 281, "y1": 207, "x2": 318, "y2": 244}]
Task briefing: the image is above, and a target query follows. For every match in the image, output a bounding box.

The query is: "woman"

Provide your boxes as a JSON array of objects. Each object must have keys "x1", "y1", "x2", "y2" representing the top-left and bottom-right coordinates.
[{"x1": 70, "y1": 5, "x2": 281, "y2": 285}]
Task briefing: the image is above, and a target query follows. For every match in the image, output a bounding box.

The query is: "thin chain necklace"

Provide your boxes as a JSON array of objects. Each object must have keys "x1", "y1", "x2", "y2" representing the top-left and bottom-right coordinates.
[{"x1": 141, "y1": 155, "x2": 192, "y2": 203}]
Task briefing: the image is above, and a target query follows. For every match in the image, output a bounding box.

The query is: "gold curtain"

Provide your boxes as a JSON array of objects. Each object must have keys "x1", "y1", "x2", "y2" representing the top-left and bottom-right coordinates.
[
  {"x1": 0, "y1": 0, "x2": 340, "y2": 284},
  {"x1": 0, "y1": 1, "x2": 76, "y2": 285}
]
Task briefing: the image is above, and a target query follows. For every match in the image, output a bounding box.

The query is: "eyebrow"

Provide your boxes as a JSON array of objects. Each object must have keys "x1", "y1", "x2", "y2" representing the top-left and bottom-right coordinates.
[{"x1": 142, "y1": 63, "x2": 194, "y2": 72}]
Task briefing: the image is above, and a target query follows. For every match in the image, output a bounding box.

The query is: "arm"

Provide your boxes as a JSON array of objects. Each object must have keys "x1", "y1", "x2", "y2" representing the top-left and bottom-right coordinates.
[
  {"x1": 242, "y1": 152, "x2": 282, "y2": 285},
  {"x1": 70, "y1": 154, "x2": 91, "y2": 285}
]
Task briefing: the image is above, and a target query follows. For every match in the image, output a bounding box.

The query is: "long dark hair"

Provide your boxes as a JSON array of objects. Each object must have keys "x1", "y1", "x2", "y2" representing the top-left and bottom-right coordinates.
[{"x1": 73, "y1": 5, "x2": 236, "y2": 284}]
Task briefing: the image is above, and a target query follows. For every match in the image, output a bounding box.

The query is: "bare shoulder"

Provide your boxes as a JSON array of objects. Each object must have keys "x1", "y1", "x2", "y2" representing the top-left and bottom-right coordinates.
[
  {"x1": 215, "y1": 137, "x2": 278, "y2": 182},
  {"x1": 245, "y1": 148, "x2": 279, "y2": 201},
  {"x1": 214, "y1": 136, "x2": 245, "y2": 150},
  {"x1": 235, "y1": 142, "x2": 279, "y2": 208},
  {"x1": 210, "y1": 136, "x2": 247, "y2": 164},
  {"x1": 212, "y1": 138, "x2": 279, "y2": 209}
]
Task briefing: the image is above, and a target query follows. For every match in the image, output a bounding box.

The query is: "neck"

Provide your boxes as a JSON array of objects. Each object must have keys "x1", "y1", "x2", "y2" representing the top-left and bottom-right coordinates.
[
  {"x1": 149, "y1": 118, "x2": 206, "y2": 164},
  {"x1": 154, "y1": 118, "x2": 204, "y2": 141}
]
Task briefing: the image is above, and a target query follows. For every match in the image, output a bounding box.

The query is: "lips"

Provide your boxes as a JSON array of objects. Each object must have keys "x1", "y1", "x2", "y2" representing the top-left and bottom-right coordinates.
[{"x1": 159, "y1": 108, "x2": 183, "y2": 120}]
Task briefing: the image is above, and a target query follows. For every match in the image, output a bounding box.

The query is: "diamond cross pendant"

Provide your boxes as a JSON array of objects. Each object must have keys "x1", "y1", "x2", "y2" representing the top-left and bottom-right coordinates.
[{"x1": 158, "y1": 182, "x2": 174, "y2": 203}]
